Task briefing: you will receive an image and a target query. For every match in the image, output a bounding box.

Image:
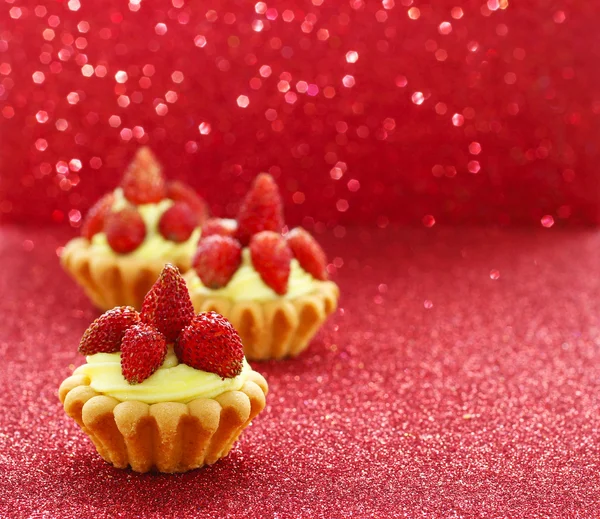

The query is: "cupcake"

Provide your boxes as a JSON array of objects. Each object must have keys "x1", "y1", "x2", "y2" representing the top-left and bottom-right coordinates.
[
  {"x1": 59, "y1": 264, "x2": 268, "y2": 473},
  {"x1": 61, "y1": 147, "x2": 208, "y2": 310},
  {"x1": 184, "y1": 173, "x2": 339, "y2": 360}
]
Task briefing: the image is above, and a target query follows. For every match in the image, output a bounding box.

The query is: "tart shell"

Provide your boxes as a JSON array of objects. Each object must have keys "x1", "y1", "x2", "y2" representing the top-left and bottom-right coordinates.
[
  {"x1": 61, "y1": 237, "x2": 194, "y2": 311},
  {"x1": 58, "y1": 370, "x2": 268, "y2": 473},
  {"x1": 185, "y1": 278, "x2": 339, "y2": 360}
]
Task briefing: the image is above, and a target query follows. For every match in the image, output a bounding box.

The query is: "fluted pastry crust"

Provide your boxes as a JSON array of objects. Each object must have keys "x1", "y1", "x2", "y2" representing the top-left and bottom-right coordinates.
[
  {"x1": 59, "y1": 371, "x2": 268, "y2": 473},
  {"x1": 61, "y1": 237, "x2": 193, "y2": 311},
  {"x1": 185, "y1": 279, "x2": 339, "y2": 360}
]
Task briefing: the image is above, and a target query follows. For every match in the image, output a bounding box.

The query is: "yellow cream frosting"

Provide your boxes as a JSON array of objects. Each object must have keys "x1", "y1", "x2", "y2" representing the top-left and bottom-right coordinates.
[
  {"x1": 89, "y1": 188, "x2": 201, "y2": 258},
  {"x1": 73, "y1": 347, "x2": 252, "y2": 404},
  {"x1": 187, "y1": 248, "x2": 322, "y2": 301}
]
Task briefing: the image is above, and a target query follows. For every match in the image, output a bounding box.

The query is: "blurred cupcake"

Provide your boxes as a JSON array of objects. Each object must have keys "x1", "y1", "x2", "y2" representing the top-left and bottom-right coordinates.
[
  {"x1": 184, "y1": 174, "x2": 339, "y2": 360},
  {"x1": 59, "y1": 264, "x2": 268, "y2": 473},
  {"x1": 61, "y1": 147, "x2": 208, "y2": 310}
]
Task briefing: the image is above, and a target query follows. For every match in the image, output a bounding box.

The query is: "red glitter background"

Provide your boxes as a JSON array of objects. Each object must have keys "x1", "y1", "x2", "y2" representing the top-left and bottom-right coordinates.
[
  {"x1": 1, "y1": 0, "x2": 599, "y2": 226},
  {"x1": 2, "y1": 227, "x2": 600, "y2": 518},
  {"x1": 2, "y1": 0, "x2": 600, "y2": 517}
]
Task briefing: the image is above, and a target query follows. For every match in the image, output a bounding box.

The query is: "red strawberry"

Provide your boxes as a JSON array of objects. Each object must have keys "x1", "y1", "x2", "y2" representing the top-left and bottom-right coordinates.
[
  {"x1": 201, "y1": 218, "x2": 238, "y2": 239},
  {"x1": 236, "y1": 173, "x2": 284, "y2": 245},
  {"x1": 79, "y1": 306, "x2": 141, "y2": 355},
  {"x1": 120, "y1": 323, "x2": 167, "y2": 384},
  {"x1": 249, "y1": 231, "x2": 292, "y2": 295},
  {"x1": 141, "y1": 264, "x2": 194, "y2": 342},
  {"x1": 81, "y1": 193, "x2": 114, "y2": 240},
  {"x1": 166, "y1": 180, "x2": 209, "y2": 224},
  {"x1": 121, "y1": 147, "x2": 166, "y2": 204},
  {"x1": 286, "y1": 227, "x2": 328, "y2": 281},
  {"x1": 104, "y1": 207, "x2": 146, "y2": 254},
  {"x1": 175, "y1": 312, "x2": 243, "y2": 379},
  {"x1": 158, "y1": 202, "x2": 198, "y2": 242},
  {"x1": 192, "y1": 236, "x2": 242, "y2": 289}
]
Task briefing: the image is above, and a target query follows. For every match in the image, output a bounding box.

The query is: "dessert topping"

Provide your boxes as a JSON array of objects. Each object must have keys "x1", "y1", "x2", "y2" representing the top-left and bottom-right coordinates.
[
  {"x1": 80, "y1": 148, "x2": 208, "y2": 253},
  {"x1": 201, "y1": 218, "x2": 238, "y2": 239},
  {"x1": 80, "y1": 193, "x2": 114, "y2": 240},
  {"x1": 76, "y1": 265, "x2": 246, "y2": 383},
  {"x1": 166, "y1": 180, "x2": 209, "y2": 224},
  {"x1": 175, "y1": 312, "x2": 244, "y2": 379},
  {"x1": 104, "y1": 207, "x2": 146, "y2": 254},
  {"x1": 286, "y1": 227, "x2": 329, "y2": 281},
  {"x1": 158, "y1": 202, "x2": 198, "y2": 243},
  {"x1": 121, "y1": 147, "x2": 166, "y2": 204},
  {"x1": 120, "y1": 323, "x2": 168, "y2": 384},
  {"x1": 249, "y1": 231, "x2": 292, "y2": 295},
  {"x1": 192, "y1": 235, "x2": 242, "y2": 289},
  {"x1": 236, "y1": 173, "x2": 284, "y2": 245},
  {"x1": 79, "y1": 306, "x2": 141, "y2": 355},
  {"x1": 141, "y1": 264, "x2": 194, "y2": 343}
]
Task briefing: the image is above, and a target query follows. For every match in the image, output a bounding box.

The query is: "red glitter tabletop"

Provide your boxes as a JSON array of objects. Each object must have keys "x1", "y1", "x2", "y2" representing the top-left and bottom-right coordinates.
[
  {"x1": 1, "y1": 225, "x2": 598, "y2": 518},
  {"x1": 1, "y1": 0, "x2": 600, "y2": 226}
]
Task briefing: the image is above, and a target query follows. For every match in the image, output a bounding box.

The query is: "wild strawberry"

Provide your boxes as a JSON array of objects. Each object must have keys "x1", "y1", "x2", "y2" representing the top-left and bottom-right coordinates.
[
  {"x1": 121, "y1": 147, "x2": 166, "y2": 204},
  {"x1": 286, "y1": 227, "x2": 328, "y2": 281},
  {"x1": 249, "y1": 231, "x2": 292, "y2": 295},
  {"x1": 120, "y1": 323, "x2": 167, "y2": 384},
  {"x1": 158, "y1": 202, "x2": 198, "y2": 242},
  {"x1": 141, "y1": 264, "x2": 194, "y2": 342},
  {"x1": 192, "y1": 236, "x2": 242, "y2": 289},
  {"x1": 201, "y1": 218, "x2": 238, "y2": 239},
  {"x1": 79, "y1": 306, "x2": 140, "y2": 355},
  {"x1": 175, "y1": 312, "x2": 244, "y2": 379},
  {"x1": 104, "y1": 207, "x2": 146, "y2": 254},
  {"x1": 166, "y1": 180, "x2": 209, "y2": 224},
  {"x1": 81, "y1": 193, "x2": 114, "y2": 240},
  {"x1": 236, "y1": 173, "x2": 284, "y2": 245}
]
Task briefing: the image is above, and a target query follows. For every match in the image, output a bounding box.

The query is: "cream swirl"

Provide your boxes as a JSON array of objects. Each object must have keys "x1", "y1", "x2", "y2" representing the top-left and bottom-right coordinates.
[
  {"x1": 88, "y1": 188, "x2": 201, "y2": 258},
  {"x1": 74, "y1": 347, "x2": 251, "y2": 404},
  {"x1": 187, "y1": 248, "x2": 322, "y2": 301}
]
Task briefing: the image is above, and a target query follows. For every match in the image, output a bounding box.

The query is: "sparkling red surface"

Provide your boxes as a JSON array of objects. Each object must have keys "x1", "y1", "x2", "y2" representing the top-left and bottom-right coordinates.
[
  {"x1": 2, "y1": 0, "x2": 600, "y2": 516},
  {"x1": 1, "y1": 0, "x2": 600, "y2": 227},
  {"x1": 1, "y1": 226, "x2": 599, "y2": 518}
]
